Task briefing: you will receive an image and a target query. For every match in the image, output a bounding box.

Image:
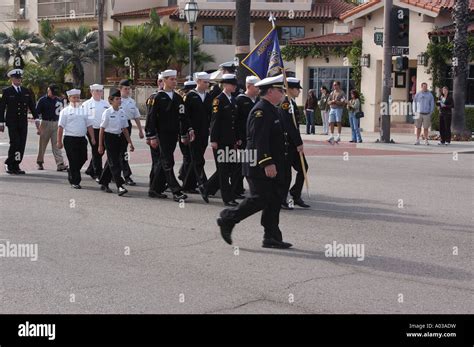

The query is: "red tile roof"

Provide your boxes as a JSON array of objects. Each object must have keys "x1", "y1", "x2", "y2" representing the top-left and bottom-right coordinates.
[
  {"x1": 428, "y1": 22, "x2": 474, "y2": 37},
  {"x1": 111, "y1": 6, "x2": 178, "y2": 20},
  {"x1": 169, "y1": 0, "x2": 355, "y2": 21},
  {"x1": 288, "y1": 26, "x2": 362, "y2": 46},
  {"x1": 340, "y1": 0, "x2": 474, "y2": 20}
]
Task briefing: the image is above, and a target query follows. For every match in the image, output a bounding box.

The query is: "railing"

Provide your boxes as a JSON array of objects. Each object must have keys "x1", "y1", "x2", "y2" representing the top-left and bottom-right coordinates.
[{"x1": 37, "y1": 0, "x2": 105, "y2": 20}]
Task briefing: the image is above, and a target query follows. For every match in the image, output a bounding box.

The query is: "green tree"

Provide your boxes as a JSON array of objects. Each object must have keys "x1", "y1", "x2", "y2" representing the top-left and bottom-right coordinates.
[
  {"x1": 22, "y1": 63, "x2": 58, "y2": 97},
  {"x1": 44, "y1": 26, "x2": 98, "y2": 88},
  {"x1": 0, "y1": 28, "x2": 44, "y2": 68}
]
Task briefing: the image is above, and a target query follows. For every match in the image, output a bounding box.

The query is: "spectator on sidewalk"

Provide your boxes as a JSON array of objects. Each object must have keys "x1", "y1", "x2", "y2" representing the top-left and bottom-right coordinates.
[
  {"x1": 347, "y1": 89, "x2": 362, "y2": 143},
  {"x1": 327, "y1": 81, "x2": 346, "y2": 144},
  {"x1": 412, "y1": 82, "x2": 434, "y2": 145},
  {"x1": 437, "y1": 86, "x2": 454, "y2": 146},
  {"x1": 304, "y1": 89, "x2": 317, "y2": 134},
  {"x1": 36, "y1": 84, "x2": 68, "y2": 171},
  {"x1": 318, "y1": 86, "x2": 330, "y2": 135}
]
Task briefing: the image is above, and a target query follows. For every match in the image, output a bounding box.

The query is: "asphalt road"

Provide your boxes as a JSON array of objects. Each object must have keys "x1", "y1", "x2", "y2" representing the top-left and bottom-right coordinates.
[{"x1": 0, "y1": 124, "x2": 472, "y2": 314}]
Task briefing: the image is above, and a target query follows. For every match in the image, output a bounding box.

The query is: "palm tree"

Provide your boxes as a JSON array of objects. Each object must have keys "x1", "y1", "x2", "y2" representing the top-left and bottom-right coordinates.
[
  {"x1": 235, "y1": 0, "x2": 251, "y2": 86},
  {"x1": 0, "y1": 28, "x2": 44, "y2": 68},
  {"x1": 451, "y1": 0, "x2": 471, "y2": 138},
  {"x1": 45, "y1": 26, "x2": 98, "y2": 88}
]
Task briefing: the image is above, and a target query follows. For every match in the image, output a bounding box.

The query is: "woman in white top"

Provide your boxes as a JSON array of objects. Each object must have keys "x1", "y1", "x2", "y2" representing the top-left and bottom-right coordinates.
[
  {"x1": 98, "y1": 90, "x2": 134, "y2": 196},
  {"x1": 57, "y1": 89, "x2": 94, "y2": 189}
]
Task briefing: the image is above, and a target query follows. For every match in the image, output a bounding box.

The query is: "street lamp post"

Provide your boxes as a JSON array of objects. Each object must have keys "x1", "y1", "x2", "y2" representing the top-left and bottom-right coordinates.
[{"x1": 184, "y1": 0, "x2": 199, "y2": 80}]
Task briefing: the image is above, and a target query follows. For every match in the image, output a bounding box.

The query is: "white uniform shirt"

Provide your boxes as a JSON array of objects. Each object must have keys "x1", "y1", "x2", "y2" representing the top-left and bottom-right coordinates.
[
  {"x1": 120, "y1": 97, "x2": 140, "y2": 121},
  {"x1": 100, "y1": 107, "x2": 128, "y2": 134},
  {"x1": 58, "y1": 105, "x2": 92, "y2": 137},
  {"x1": 82, "y1": 97, "x2": 110, "y2": 129}
]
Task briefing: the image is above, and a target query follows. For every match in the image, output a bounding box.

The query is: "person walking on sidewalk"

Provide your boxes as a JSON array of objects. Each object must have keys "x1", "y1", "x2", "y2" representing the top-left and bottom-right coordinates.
[
  {"x1": 35, "y1": 84, "x2": 68, "y2": 171},
  {"x1": 412, "y1": 82, "x2": 434, "y2": 145}
]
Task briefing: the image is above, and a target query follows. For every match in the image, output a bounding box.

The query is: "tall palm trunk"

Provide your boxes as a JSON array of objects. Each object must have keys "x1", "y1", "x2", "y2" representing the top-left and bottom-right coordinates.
[
  {"x1": 235, "y1": 0, "x2": 251, "y2": 87},
  {"x1": 451, "y1": 0, "x2": 470, "y2": 138},
  {"x1": 97, "y1": 0, "x2": 105, "y2": 84}
]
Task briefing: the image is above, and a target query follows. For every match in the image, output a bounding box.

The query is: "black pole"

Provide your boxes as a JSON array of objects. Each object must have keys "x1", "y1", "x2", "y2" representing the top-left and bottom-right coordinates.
[{"x1": 189, "y1": 23, "x2": 194, "y2": 79}]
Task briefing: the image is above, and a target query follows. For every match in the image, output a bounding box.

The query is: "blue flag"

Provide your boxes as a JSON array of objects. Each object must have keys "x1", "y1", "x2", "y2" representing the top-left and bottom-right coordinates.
[{"x1": 241, "y1": 27, "x2": 284, "y2": 79}]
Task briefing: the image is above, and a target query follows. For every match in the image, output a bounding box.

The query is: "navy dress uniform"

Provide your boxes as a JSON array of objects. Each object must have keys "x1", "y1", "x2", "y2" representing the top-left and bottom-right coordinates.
[
  {"x1": 181, "y1": 73, "x2": 213, "y2": 197},
  {"x1": 279, "y1": 77, "x2": 309, "y2": 208},
  {"x1": 206, "y1": 74, "x2": 241, "y2": 206},
  {"x1": 234, "y1": 75, "x2": 260, "y2": 196},
  {"x1": 217, "y1": 75, "x2": 293, "y2": 249},
  {"x1": 145, "y1": 78, "x2": 167, "y2": 198},
  {"x1": 146, "y1": 69, "x2": 191, "y2": 202},
  {"x1": 82, "y1": 84, "x2": 110, "y2": 179},
  {"x1": 178, "y1": 80, "x2": 197, "y2": 186},
  {"x1": 0, "y1": 69, "x2": 38, "y2": 174},
  {"x1": 98, "y1": 90, "x2": 133, "y2": 196},
  {"x1": 57, "y1": 89, "x2": 93, "y2": 189}
]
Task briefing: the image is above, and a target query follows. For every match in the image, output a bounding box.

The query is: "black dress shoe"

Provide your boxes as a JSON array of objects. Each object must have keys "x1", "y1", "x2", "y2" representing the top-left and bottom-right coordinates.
[
  {"x1": 173, "y1": 192, "x2": 188, "y2": 202},
  {"x1": 262, "y1": 238, "x2": 293, "y2": 249},
  {"x1": 101, "y1": 185, "x2": 113, "y2": 193},
  {"x1": 234, "y1": 194, "x2": 245, "y2": 200},
  {"x1": 293, "y1": 198, "x2": 310, "y2": 208},
  {"x1": 118, "y1": 186, "x2": 128, "y2": 196},
  {"x1": 217, "y1": 217, "x2": 234, "y2": 245},
  {"x1": 148, "y1": 191, "x2": 167, "y2": 199},
  {"x1": 281, "y1": 202, "x2": 294, "y2": 210},
  {"x1": 15, "y1": 169, "x2": 26, "y2": 174},
  {"x1": 71, "y1": 184, "x2": 82, "y2": 189},
  {"x1": 125, "y1": 178, "x2": 136, "y2": 186},
  {"x1": 198, "y1": 185, "x2": 209, "y2": 203},
  {"x1": 5, "y1": 166, "x2": 15, "y2": 174},
  {"x1": 224, "y1": 200, "x2": 238, "y2": 207}
]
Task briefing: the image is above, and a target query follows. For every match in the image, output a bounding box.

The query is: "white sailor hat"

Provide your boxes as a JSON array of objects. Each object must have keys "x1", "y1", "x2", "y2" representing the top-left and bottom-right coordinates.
[
  {"x1": 221, "y1": 74, "x2": 238, "y2": 85},
  {"x1": 254, "y1": 74, "x2": 285, "y2": 90},
  {"x1": 183, "y1": 80, "x2": 197, "y2": 89},
  {"x1": 66, "y1": 88, "x2": 81, "y2": 97},
  {"x1": 246, "y1": 76, "x2": 260, "y2": 85},
  {"x1": 219, "y1": 61, "x2": 237, "y2": 72},
  {"x1": 7, "y1": 69, "x2": 23, "y2": 78},
  {"x1": 287, "y1": 77, "x2": 302, "y2": 89},
  {"x1": 194, "y1": 72, "x2": 210, "y2": 81},
  {"x1": 89, "y1": 84, "x2": 104, "y2": 90},
  {"x1": 161, "y1": 69, "x2": 177, "y2": 78}
]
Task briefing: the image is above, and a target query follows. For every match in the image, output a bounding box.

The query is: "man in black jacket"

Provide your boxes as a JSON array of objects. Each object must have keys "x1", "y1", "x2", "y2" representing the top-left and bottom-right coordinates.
[
  {"x1": 146, "y1": 69, "x2": 194, "y2": 202},
  {"x1": 0, "y1": 69, "x2": 39, "y2": 174},
  {"x1": 217, "y1": 75, "x2": 293, "y2": 249}
]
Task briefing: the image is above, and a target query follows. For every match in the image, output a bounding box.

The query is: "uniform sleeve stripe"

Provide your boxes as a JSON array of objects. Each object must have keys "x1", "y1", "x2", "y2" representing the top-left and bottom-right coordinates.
[{"x1": 258, "y1": 157, "x2": 272, "y2": 165}]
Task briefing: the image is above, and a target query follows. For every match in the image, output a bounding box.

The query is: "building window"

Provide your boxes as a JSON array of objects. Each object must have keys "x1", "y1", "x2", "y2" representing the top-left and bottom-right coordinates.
[
  {"x1": 309, "y1": 67, "x2": 355, "y2": 98},
  {"x1": 277, "y1": 26, "x2": 304, "y2": 45},
  {"x1": 444, "y1": 65, "x2": 474, "y2": 106},
  {"x1": 203, "y1": 25, "x2": 233, "y2": 45}
]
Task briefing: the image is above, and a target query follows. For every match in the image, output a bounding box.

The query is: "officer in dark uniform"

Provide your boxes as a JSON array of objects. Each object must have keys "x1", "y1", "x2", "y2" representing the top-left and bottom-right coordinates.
[
  {"x1": 234, "y1": 75, "x2": 260, "y2": 198},
  {"x1": 178, "y1": 80, "x2": 197, "y2": 186},
  {"x1": 0, "y1": 69, "x2": 39, "y2": 174},
  {"x1": 217, "y1": 75, "x2": 293, "y2": 249},
  {"x1": 205, "y1": 74, "x2": 241, "y2": 206},
  {"x1": 181, "y1": 72, "x2": 213, "y2": 202},
  {"x1": 147, "y1": 69, "x2": 194, "y2": 202},
  {"x1": 279, "y1": 77, "x2": 310, "y2": 209},
  {"x1": 145, "y1": 74, "x2": 167, "y2": 198}
]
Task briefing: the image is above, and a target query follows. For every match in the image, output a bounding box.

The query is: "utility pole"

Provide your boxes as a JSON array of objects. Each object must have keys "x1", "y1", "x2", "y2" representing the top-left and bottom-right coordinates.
[
  {"x1": 381, "y1": 0, "x2": 392, "y2": 143},
  {"x1": 97, "y1": 0, "x2": 105, "y2": 84}
]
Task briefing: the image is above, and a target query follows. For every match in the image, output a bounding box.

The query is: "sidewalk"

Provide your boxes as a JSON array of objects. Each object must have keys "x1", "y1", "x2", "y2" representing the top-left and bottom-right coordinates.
[{"x1": 299, "y1": 125, "x2": 474, "y2": 154}]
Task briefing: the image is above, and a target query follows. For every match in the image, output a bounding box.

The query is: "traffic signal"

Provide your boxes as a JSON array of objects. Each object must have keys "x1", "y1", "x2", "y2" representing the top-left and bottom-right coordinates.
[
  {"x1": 395, "y1": 56, "x2": 409, "y2": 71},
  {"x1": 391, "y1": 6, "x2": 409, "y2": 47}
]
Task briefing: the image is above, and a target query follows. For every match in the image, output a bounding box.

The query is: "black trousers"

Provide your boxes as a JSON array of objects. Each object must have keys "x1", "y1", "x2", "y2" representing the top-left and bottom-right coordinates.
[
  {"x1": 85, "y1": 128, "x2": 103, "y2": 177},
  {"x1": 439, "y1": 113, "x2": 452, "y2": 144},
  {"x1": 206, "y1": 146, "x2": 239, "y2": 203},
  {"x1": 5, "y1": 122, "x2": 28, "y2": 169},
  {"x1": 157, "y1": 132, "x2": 182, "y2": 194},
  {"x1": 119, "y1": 122, "x2": 132, "y2": 179},
  {"x1": 99, "y1": 132, "x2": 125, "y2": 188},
  {"x1": 63, "y1": 136, "x2": 88, "y2": 185},
  {"x1": 282, "y1": 150, "x2": 308, "y2": 203},
  {"x1": 178, "y1": 140, "x2": 192, "y2": 182},
  {"x1": 182, "y1": 137, "x2": 208, "y2": 190},
  {"x1": 234, "y1": 141, "x2": 247, "y2": 194},
  {"x1": 149, "y1": 145, "x2": 167, "y2": 193},
  {"x1": 220, "y1": 177, "x2": 284, "y2": 241}
]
